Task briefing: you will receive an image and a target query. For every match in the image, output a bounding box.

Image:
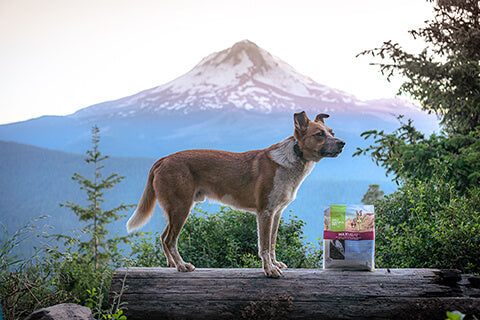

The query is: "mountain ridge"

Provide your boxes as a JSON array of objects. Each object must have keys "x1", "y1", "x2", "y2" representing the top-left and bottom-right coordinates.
[{"x1": 69, "y1": 40, "x2": 428, "y2": 121}]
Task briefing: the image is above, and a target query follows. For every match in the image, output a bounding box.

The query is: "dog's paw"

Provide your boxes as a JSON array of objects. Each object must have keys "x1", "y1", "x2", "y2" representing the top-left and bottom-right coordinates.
[
  {"x1": 177, "y1": 262, "x2": 196, "y2": 272},
  {"x1": 185, "y1": 263, "x2": 195, "y2": 271},
  {"x1": 273, "y1": 260, "x2": 288, "y2": 269},
  {"x1": 264, "y1": 265, "x2": 283, "y2": 278}
]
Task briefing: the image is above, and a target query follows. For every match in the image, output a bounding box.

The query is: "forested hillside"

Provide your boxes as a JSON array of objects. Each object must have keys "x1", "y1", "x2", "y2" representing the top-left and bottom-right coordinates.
[{"x1": 0, "y1": 141, "x2": 162, "y2": 253}]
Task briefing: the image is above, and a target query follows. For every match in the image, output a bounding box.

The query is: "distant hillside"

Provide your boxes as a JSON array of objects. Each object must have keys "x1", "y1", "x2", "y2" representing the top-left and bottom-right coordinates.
[
  {"x1": 0, "y1": 140, "x2": 163, "y2": 239},
  {"x1": 0, "y1": 140, "x2": 396, "y2": 252}
]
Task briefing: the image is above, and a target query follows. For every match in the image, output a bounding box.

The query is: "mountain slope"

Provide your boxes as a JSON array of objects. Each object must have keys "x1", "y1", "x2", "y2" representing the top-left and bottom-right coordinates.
[
  {"x1": 71, "y1": 39, "x2": 431, "y2": 121},
  {"x1": 73, "y1": 40, "x2": 362, "y2": 117}
]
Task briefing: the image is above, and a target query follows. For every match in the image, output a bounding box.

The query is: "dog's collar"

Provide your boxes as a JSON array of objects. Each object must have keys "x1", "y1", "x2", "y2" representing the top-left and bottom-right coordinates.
[{"x1": 293, "y1": 140, "x2": 304, "y2": 159}]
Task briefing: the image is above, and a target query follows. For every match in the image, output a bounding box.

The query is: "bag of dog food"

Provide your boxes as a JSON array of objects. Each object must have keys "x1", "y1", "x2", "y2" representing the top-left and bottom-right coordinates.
[{"x1": 323, "y1": 205, "x2": 375, "y2": 271}]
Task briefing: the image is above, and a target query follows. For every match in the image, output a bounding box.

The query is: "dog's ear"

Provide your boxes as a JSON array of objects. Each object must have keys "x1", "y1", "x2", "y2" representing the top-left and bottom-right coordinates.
[
  {"x1": 315, "y1": 113, "x2": 330, "y2": 124},
  {"x1": 294, "y1": 111, "x2": 309, "y2": 137}
]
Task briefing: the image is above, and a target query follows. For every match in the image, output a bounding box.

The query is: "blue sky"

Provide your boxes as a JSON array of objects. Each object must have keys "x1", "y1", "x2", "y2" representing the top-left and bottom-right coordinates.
[{"x1": 0, "y1": 0, "x2": 434, "y2": 124}]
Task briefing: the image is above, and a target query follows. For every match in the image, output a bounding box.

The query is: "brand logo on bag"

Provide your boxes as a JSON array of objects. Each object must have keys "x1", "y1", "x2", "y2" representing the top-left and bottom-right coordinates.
[{"x1": 323, "y1": 231, "x2": 375, "y2": 241}]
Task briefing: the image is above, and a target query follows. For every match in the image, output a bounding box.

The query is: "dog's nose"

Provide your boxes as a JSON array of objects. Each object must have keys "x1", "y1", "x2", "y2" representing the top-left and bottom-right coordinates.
[{"x1": 337, "y1": 140, "x2": 346, "y2": 148}]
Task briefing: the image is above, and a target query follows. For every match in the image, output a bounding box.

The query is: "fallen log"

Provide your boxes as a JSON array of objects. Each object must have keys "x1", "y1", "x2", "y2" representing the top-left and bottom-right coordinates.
[{"x1": 110, "y1": 268, "x2": 480, "y2": 320}]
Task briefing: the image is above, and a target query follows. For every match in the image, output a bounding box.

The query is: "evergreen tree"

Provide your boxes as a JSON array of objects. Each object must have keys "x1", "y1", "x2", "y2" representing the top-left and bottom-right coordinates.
[
  {"x1": 361, "y1": 184, "x2": 385, "y2": 205},
  {"x1": 355, "y1": 0, "x2": 480, "y2": 192},
  {"x1": 358, "y1": 0, "x2": 480, "y2": 135},
  {"x1": 60, "y1": 126, "x2": 134, "y2": 270},
  {"x1": 354, "y1": 116, "x2": 480, "y2": 192}
]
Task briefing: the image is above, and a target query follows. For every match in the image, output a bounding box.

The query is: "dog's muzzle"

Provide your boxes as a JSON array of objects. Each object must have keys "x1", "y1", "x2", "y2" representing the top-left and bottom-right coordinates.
[{"x1": 318, "y1": 139, "x2": 345, "y2": 157}]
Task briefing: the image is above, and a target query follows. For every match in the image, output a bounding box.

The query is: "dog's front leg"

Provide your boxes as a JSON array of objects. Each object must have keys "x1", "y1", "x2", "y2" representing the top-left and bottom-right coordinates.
[
  {"x1": 270, "y1": 210, "x2": 288, "y2": 270},
  {"x1": 257, "y1": 212, "x2": 282, "y2": 278}
]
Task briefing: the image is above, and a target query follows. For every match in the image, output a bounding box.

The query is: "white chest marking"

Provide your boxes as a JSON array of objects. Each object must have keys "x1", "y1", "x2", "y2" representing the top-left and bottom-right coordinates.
[{"x1": 268, "y1": 137, "x2": 315, "y2": 214}]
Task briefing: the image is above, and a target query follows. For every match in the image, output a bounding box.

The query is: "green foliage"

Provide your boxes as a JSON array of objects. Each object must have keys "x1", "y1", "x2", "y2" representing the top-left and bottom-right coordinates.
[
  {"x1": 0, "y1": 227, "x2": 129, "y2": 319},
  {"x1": 0, "y1": 216, "x2": 47, "y2": 272},
  {"x1": 445, "y1": 310, "x2": 478, "y2": 320},
  {"x1": 446, "y1": 311, "x2": 465, "y2": 320},
  {"x1": 361, "y1": 184, "x2": 385, "y2": 205},
  {"x1": 179, "y1": 206, "x2": 259, "y2": 268},
  {"x1": 374, "y1": 172, "x2": 480, "y2": 274},
  {"x1": 86, "y1": 268, "x2": 129, "y2": 320},
  {"x1": 357, "y1": 1, "x2": 480, "y2": 275},
  {"x1": 354, "y1": 117, "x2": 480, "y2": 193},
  {"x1": 358, "y1": 0, "x2": 480, "y2": 135},
  {"x1": 0, "y1": 127, "x2": 135, "y2": 320},
  {"x1": 44, "y1": 242, "x2": 115, "y2": 306},
  {"x1": 130, "y1": 205, "x2": 323, "y2": 269},
  {"x1": 0, "y1": 223, "x2": 131, "y2": 320},
  {"x1": 0, "y1": 217, "x2": 72, "y2": 320},
  {"x1": 129, "y1": 231, "x2": 166, "y2": 268},
  {"x1": 59, "y1": 126, "x2": 135, "y2": 269},
  {"x1": 179, "y1": 206, "x2": 322, "y2": 269}
]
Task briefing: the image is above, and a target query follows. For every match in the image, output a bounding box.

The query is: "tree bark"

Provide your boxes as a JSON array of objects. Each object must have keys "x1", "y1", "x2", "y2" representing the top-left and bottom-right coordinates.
[{"x1": 110, "y1": 268, "x2": 480, "y2": 320}]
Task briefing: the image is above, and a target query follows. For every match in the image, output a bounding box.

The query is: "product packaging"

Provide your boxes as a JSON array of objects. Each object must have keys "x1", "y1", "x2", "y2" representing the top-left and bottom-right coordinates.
[{"x1": 323, "y1": 205, "x2": 375, "y2": 271}]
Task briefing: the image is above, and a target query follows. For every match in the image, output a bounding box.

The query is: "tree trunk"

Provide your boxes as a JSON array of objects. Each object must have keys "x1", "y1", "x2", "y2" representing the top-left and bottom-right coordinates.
[{"x1": 110, "y1": 268, "x2": 480, "y2": 320}]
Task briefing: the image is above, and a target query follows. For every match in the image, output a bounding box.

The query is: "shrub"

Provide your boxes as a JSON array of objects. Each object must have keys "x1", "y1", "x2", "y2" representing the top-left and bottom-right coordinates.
[
  {"x1": 375, "y1": 175, "x2": 480, "y2": 274},
  {"x1": 0, "y1": 217, "x2": 72, "y2": 320},
  {"x1": 130, "y1": 205, "x2": 323, "y2": 269}
]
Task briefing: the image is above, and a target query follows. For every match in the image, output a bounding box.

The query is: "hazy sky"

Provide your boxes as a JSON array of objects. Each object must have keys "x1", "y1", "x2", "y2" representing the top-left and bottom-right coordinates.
[{"x1": 0, "y1": 0, "x2": 434, "y2": 124}]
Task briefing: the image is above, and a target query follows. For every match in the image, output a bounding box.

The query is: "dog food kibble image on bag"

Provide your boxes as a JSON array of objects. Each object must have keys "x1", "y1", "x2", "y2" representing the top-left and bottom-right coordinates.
[{"x1": 323, "y1": 205, "x2": 375, "y2": 271}]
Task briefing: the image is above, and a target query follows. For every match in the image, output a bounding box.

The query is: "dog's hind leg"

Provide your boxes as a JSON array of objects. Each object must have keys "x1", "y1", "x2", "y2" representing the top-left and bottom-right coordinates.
[
  {"x1": 160, "y1": 224, "x2": 175, "y2": 267},
  {"x1": 154, "y1": 164, "x2": 196, "y2": 272},
  {"x1": 163, "y1": 202, "x2": 196, "y2": 272}
]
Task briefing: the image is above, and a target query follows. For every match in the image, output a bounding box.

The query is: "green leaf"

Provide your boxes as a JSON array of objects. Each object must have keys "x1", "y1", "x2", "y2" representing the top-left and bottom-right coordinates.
[{"x1": 446, "y1": 311, "x2": 465, "y2": 320}]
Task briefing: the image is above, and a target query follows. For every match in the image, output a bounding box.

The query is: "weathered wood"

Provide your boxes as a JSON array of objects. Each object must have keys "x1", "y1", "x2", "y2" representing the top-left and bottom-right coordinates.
[{"x1": 110, "y1": 268, "x2": 480, "y2": 320}]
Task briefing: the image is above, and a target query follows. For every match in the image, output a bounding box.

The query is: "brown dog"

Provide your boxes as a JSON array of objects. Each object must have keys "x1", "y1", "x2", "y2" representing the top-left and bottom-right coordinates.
[{"x1": 127, "y1": 111, "x2": 345, "y2": 278}]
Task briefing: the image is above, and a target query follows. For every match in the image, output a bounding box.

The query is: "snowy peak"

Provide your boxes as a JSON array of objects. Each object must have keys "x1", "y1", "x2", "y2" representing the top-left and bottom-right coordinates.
[
  {"x1": 206, "y1": 40, "x2": 272, "y2": 74},
  {"x1": 72, "y1": 40, "x2": 421, "y2": 118},
  {"x1": 169, "y1": 39, "x2": 295, "y2": 91}
]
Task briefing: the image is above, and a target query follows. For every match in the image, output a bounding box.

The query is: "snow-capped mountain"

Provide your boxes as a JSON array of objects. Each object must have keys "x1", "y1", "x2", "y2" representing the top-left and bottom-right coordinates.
[
  {"x1": 72, "y1": 40, "x2": 420, "y2": 119},
  {"x1": 0, "y1": 39, "x2": 438, "y2": 158}
]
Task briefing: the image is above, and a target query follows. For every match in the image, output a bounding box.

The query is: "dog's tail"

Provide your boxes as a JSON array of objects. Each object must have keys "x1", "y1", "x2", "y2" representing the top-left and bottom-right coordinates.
[{"x1": 126, "y1": 163, "x2": 158, "y2": 232}]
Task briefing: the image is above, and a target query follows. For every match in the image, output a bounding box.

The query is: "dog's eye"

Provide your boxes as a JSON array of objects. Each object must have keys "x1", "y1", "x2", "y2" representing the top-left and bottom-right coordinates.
[{"x1": 315, "y1": 131, "x2": 325, "y2": 137}]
